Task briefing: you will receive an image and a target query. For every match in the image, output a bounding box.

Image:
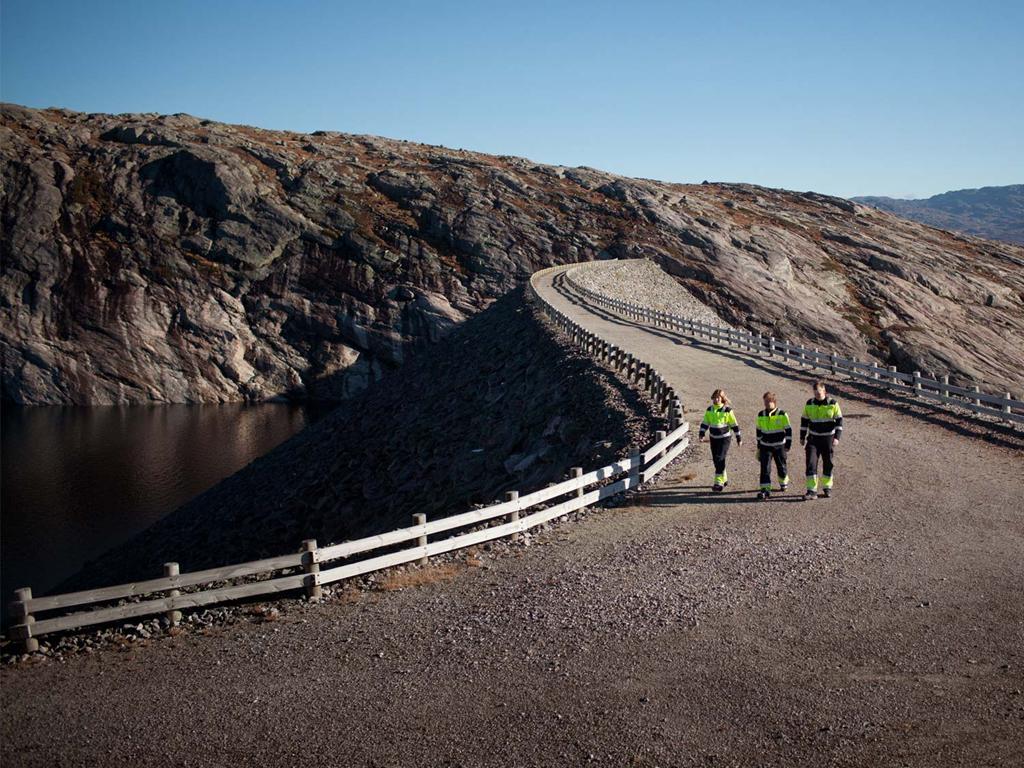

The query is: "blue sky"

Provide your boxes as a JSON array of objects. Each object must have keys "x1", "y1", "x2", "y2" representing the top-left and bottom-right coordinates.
[{"x1": 2, "y1": 0, "x2": 1021, "y2": 198}]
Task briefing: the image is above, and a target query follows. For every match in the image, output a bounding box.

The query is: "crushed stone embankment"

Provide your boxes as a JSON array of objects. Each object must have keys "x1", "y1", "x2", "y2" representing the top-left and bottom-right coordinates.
[{"x1": 59, "y1": 287, "x2": 656, "y2": 592}]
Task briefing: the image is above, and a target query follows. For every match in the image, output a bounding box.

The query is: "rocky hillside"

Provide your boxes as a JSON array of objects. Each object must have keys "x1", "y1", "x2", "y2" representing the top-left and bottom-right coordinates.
[
  {"x1": 3, "y1": 104, "x2": 1024, "y2": 401},
  {"x1": 64, "y1": 290, "x2": 656, "y2": 589},
  {"x1": 854, "y1": 185, "x2": 1024, "y2": 245}
]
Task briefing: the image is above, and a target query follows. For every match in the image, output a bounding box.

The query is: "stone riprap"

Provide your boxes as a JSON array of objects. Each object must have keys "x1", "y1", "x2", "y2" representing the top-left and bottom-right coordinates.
[
  {"x1": 568, "y1": 259, "x2": 730, "y2": 326},
  {"x1": 60, "y1": 289, "x2": 657, "y2": 590},
  {"x1": 3, "y1": 104, "x2": 1024, "y2": 403}
]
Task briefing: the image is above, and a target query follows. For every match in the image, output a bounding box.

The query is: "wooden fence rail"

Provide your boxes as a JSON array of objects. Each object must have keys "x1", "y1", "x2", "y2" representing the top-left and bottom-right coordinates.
[
  {"x1": 6, "y1": 265, "x2": 690, "y2": 652},
  {"x1": 561, "y1": 261, "x2": 1024, "y2": 425}
]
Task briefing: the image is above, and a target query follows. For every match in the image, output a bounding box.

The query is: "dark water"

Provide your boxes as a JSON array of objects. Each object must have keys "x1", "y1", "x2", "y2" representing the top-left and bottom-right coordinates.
[{"x1": 1, "y1": 402, "x2": 331, "y2": 603}]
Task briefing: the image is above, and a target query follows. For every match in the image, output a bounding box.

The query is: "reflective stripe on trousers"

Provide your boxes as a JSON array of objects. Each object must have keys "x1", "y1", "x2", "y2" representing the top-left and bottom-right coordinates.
[
  {"x1": 759, "y1": 445, "x2": 788, "y2": 490},
  {"x1": 710, "y1": 438, "x2": 730, "y2": 485},
  {"x1": 805, "y1": 435, "x2": 835, "y2": 490}
]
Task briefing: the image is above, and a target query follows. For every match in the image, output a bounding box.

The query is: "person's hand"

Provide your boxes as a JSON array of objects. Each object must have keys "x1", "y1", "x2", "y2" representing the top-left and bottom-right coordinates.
[
  {"x1": 699, "y1": 435, "x2": 707, "y2": 443},
  {"x1": 832, "y1": 438, "x2": 839, "y2": 448},
  {"x1": 799, "y1": 439, "x2": 805, "y2": 447}
]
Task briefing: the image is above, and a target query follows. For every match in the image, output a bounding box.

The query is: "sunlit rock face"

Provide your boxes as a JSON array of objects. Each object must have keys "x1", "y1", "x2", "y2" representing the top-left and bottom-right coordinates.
[{"x1": 3, "y1": 104, "x2": 1023, "y2": 403}]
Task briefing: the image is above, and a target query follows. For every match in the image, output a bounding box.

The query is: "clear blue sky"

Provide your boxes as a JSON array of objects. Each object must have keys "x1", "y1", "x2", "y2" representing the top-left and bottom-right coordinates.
[{"x1": 2, "y1": 0, "x2": 1022, "y2": 198}]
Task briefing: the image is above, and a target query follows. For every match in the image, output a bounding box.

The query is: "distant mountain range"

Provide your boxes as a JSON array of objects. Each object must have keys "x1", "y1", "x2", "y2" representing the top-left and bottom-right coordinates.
[{"x1": 853, "y1": 185, "x2": 1023, "y2": 245}]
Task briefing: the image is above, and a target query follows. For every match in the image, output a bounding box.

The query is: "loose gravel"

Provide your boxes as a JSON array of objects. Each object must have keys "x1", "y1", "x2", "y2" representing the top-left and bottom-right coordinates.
[{"x1": 2, "y1": 263, "x2": 1022, "y2": 768}]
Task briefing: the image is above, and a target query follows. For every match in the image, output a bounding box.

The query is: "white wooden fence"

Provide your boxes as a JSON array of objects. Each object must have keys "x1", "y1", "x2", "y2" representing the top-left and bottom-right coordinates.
[
  {"x1": 6, "y1": 265, "x2": 690, "y2": 653},
  {"x1": 560, "y1": 261, "x2": 1024, "y2": 425}
]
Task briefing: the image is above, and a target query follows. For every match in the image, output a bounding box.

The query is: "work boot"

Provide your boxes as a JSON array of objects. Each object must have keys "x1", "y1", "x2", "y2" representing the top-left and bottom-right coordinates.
[
  {"x1": 713, "y1": 483, "x2": 724, "y2": 493},
  {"x1": 804, "y1": 489, "x2": 817, "y2": 500},
  {"x1": 779, "y1": 483, "x2": 788, "y2": 492},
  {"x1": 822, "y1": 488, "x2": 831, "y2": 498},
  {"x1": 756, "y1": 490, "x2": 766, "y2": 501}
]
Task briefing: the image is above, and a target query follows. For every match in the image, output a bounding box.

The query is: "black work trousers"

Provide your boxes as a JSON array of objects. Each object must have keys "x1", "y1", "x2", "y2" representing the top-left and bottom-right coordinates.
[
  {"x1": 758, "y1": 445, "x2": 788, "y2": 488},
  {"x1": 805, "y1": 435, "x2": 834, "y2": 479},
  {"x1": 709, "y1": 437, "x2": 730, "y2": 478}
]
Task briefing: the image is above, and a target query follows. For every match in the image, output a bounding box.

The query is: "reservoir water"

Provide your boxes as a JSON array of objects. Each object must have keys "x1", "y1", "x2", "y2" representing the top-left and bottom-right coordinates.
[{"x1": 1, "y1": 402, "x2": 331, "y2": 605}]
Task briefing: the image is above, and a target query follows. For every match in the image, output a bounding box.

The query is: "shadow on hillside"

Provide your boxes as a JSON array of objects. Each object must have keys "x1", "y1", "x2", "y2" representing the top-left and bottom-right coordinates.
[
  {"x1": 58, "y1": 286, "x2": 664, "y2": 593},
  {"x1": 550, "y1": 274, "x2": 1024, "y2": 452}
]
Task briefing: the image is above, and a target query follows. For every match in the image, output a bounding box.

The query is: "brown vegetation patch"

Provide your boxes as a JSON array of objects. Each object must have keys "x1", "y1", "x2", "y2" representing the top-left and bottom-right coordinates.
[{"x1": 376, "y1": 563, "x2": 462, "y2": 591}]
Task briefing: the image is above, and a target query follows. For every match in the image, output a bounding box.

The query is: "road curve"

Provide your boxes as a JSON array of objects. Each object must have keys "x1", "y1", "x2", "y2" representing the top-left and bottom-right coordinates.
[{"x1": 2, "y1": 265, "x2": 1022, "y2": 768}]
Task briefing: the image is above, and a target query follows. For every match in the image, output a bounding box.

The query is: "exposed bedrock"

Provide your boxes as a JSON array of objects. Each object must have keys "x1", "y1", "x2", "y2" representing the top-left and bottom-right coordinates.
[{"x1": 2, "y1": 103, "x2": 1023, "y2": 402}]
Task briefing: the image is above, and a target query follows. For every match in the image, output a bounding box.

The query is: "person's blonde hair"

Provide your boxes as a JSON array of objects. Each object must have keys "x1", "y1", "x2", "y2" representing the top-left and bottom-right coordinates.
[{"x1": 711, "y1": 388, "x2": 730, "y2": 406}]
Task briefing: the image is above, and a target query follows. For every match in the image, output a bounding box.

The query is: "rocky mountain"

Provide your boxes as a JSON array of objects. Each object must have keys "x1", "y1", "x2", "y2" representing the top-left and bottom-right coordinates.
[
  {"x1": 853, "y1": 185, "x2": 1024, "y2": 246},
  {"x1": 3, "y1": 104, "x2": 1024, "y2": 402}
]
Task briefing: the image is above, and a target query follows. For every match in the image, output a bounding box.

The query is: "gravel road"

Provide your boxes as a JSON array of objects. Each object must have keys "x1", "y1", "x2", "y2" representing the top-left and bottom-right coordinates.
[{"x1": 2, "y1": 263, "x2": 1022, "y2": 767}]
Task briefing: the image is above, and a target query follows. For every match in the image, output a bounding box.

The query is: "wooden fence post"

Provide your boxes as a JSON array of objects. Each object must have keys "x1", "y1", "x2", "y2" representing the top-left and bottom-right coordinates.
[
  {"x1": 629, "y1": 446, "x2": 641, "y2": 488},
  {"x1": 572, "y1": 467, "x2": 585, "y2": 513},
  {"x1": 10, "y1": 588, "x2": 38, "y2": 654},
  {"x1": 769, "y1": 337, "x2": 776, "y2": 357},
  {"x1": 507, "y1": 491, "x2": 520, "y2": 542},
  {"x1": 889, "y1": 365, "x2": 898, "y2": 385},
  {"x1": 1004, "y1": 393, "x2": 1013, "y2": 417},
  {"x1": 163, "y1": 562, "x2": 182, "y2": 626},
  {"x1": 973, "y1": 385, "x2": 981, "y2": 406},
  {"x1": 913, "y1": 371, "x2": 922, "y2": 396},
  {"x1": 941, "y1": 375, "x2": 950, "y2": 399},
  {"x1": 413, "y1": 513, "x2": 428, "y2": 566},
  {"x1": 302, "y1": 539, "x2": 322, "y2": 601}
]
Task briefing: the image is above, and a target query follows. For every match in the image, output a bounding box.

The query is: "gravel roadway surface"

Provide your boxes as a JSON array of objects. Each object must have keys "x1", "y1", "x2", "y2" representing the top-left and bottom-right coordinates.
[{"x1": 2, "y1": 264, "x2": 1023, "y2": 767}]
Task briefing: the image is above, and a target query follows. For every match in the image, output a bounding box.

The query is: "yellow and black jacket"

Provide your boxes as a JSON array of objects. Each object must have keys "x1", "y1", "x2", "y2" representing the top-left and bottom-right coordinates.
[
  {"x1": 800, "y1": 398, "x2": 843, "y2": 441},
  {"x1": 756, "y1": 408, "x2": 793, "y2": 450},
  {"x1": 699, "y1": 404, "x2": 741, "y2": 442}
]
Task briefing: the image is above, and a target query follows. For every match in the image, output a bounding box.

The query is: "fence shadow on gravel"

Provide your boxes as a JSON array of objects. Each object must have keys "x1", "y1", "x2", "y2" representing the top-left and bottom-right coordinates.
[{"x1": 639, "y1": 486, "x2": 808, "y2": 506}]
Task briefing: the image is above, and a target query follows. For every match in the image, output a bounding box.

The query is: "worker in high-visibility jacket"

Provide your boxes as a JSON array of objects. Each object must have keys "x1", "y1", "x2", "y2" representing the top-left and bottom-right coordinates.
[
  {"x1": 698, "y1": 388, "x2": 742, "y2": 492},
  {"x1": 800, "y1": 379, "x2": 843, "y2": 499},
  {"x1": 755, "y1": 391, "x2": 792, "y2": 500}
]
